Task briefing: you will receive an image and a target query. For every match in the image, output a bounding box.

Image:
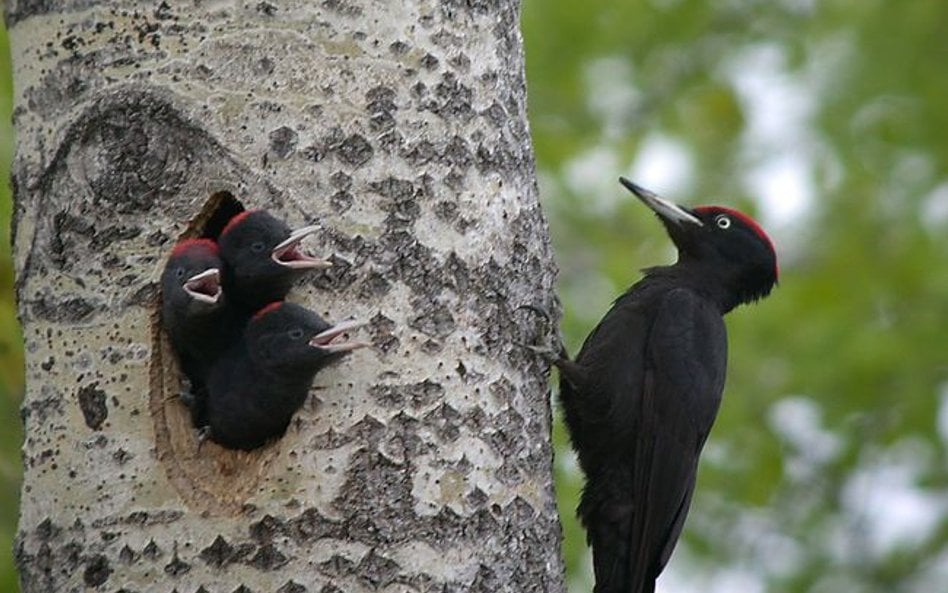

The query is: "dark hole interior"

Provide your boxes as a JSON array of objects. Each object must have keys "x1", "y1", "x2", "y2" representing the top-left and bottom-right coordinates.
[{"x1": 200, "y1": 191, "x2": 245, "y2": 240}]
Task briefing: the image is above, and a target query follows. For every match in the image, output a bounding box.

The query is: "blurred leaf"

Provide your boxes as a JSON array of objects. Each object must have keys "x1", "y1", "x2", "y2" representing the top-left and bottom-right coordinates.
[{"x1": 0, "y1": 18, "x2": 22, "y2": 593}]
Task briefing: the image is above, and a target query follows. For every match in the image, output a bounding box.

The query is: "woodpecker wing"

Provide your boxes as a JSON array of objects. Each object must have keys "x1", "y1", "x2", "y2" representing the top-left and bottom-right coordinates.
[
  {"x1": 205, "y1": 338, "x2": 298, "y2": 450},
  {"x1": 557, "y1": 285, "x2": 654, "y2": 592},
  {"x1": 557, "y1": 286, "x2": 654, "y2": 491},
  {"x1": 557, "y1": 283, "x2": 727, "y2": 592},
  {"x1": 628, "y1": 287, "x2": 727, "y2": 587}
]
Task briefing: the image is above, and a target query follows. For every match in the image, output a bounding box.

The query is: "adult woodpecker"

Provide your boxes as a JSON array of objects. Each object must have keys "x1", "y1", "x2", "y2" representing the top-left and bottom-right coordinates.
[
  {"x1": 556, "y1": 178, "x2": 778, "y2": 593},
  {"x1": 205, "y1": 301, "x2": 368, "y2": 450},
  {"x1": 218, "y1": 210, "x2": 332, "y2": 313},
  {"x1": 161, "y1": 238, "x2": 226, "y2": 427}
]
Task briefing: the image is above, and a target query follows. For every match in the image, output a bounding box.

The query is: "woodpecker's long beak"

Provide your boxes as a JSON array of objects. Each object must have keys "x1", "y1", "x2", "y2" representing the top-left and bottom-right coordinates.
[
  {"x1": 619, "y1": 177, "x2": 703, "y2": 227},
  {"x1": 183, "y1": 268, "x2": 222, "y2": 304},
  {"x1": 271, "y1": 225, "x2": 333, "y2": 270},
  {"x1": 309, "y1": 319, "x2": 371, "y2": 353}
]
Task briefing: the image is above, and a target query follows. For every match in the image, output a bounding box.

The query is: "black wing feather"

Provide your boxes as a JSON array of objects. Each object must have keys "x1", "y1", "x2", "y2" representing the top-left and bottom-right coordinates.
[
  {"x1": 630, "y1": 288, "x2": 727, "y2": 585},
  {"x1": 559, "y1": 286, "x2": 727, "y2": 593}
]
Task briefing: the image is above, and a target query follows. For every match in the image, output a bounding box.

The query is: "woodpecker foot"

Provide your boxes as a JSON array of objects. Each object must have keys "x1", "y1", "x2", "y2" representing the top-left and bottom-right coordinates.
[
  {"x1": 514, "y1": 303, "x2": 555, "y2": 324},
  {"x1": 179, "y1": 387, "x2": 196, "y2": 410},
  {"x1": 163, "y1": 385, "x2": 190, "y2": 404},
  {"x1": 163, "y1": 378, "x2": 196, "y2": 406},
  {"x1": 523, "y1": 343, "x2": 562, "y2": 365},
  {"x1": 514, "y1": 335, "x2": 569, "y2": 367},
  {"x1": 195, "y1": 426, "x2": 212, "y2": 450},
  {"x1": 513, "y1": 303, "x2": 567, "y2": 364}
]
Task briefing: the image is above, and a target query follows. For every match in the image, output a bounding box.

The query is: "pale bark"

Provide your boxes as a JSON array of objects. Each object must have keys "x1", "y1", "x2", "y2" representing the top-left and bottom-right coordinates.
[{"x1": 6, "y1": 1, "x2": 564, "y2": 591}]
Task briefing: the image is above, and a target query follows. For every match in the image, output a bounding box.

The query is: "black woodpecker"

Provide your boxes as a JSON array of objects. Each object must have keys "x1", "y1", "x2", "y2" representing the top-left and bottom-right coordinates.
[
  {"x1": 160, "y1": 238, "x2": 226, "y2": 427},
  {"x1": 218, "y1": 210, "x2": 332, "y2": 314},
  {"x1": 205, "y1": 301, "x2": 368, "y2": 451},
  {"x1": 556, "y1": 177, "x2": 778, "y2": 593}
]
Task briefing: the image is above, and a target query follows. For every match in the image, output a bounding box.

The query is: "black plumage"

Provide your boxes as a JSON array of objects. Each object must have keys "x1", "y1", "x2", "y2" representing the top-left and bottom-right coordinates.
[
  {"x1": 160, "y1": 238, "x2": 226, "y2": 427},
  {"x1": 205, "y1": 301, "x2": 367, "y2": 451},
  {"x1": 218, "y1": 210, "x2": 331, "y2": 313},
  {"x1": 557, "y1": 178, "x2": 778, "y2": 593}
]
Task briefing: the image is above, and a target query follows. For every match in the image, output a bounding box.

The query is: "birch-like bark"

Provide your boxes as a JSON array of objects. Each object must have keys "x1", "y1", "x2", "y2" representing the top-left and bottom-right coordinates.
[{"x1": 6, "y1": 1, "x2": 564, "y2": 591}]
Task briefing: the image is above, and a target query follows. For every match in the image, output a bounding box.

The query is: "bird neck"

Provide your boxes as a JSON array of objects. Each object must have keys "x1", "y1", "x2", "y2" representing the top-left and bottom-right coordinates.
[
  {"x1": 641, "y1": 264, "x2": 739, "y2": 314},
  {"x1": 247, "y1": 345, "x2": 322, "y2": 390},
  {"x1": 224, "y1": 268, "x2": 296, "y2": 313},
  {"x1": 251, "y1": 359, "x2": 316, "y2": 404}
]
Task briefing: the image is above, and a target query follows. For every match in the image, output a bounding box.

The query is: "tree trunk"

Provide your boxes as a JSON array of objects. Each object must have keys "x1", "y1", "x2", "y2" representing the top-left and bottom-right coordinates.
[{"x1": 6, "y1": 1, "x2": 564, "y2": 591}]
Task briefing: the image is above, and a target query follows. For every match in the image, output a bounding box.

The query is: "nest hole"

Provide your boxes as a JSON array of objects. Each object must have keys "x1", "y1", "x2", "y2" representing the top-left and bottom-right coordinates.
[
  {"x1": 199, "y1": 191, "x2": 245, "y2": 241},
  {"x1": 149, "y1": 191, "x2": 280, "y2": 515}
]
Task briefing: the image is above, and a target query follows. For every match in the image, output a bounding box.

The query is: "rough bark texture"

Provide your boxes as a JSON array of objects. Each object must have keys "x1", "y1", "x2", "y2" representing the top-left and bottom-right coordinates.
[{"x1": 6, "y1": 1, "x2": 564, "y2": 592}]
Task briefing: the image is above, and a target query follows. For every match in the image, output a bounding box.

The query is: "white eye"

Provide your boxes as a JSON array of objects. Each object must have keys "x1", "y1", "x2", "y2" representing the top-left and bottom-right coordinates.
[{"x1": 715, "y1": 215, "x2": 731, "y2": 229}]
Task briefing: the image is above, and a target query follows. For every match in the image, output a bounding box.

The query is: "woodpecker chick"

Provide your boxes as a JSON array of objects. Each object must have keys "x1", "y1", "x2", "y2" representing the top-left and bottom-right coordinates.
[
  {"x1": 205, "y1": 301, "x2": 368, "y2": 451},
  {"x1": 556, "y1": 178, "x2": 777, "y2": 593},
  {"x1": 218, "y1": 210, "x2": 332, "y2": 312},
  {"x1": 161, "y1": 238, "x2": 226, "y2": 427}
]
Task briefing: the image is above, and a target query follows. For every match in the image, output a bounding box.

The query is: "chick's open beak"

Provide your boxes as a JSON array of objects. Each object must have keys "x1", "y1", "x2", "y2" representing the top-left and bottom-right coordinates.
[
  {"x1": 272, "y1": 225, "x2": 333, "y2": 270},
  {"x1": 183, "y1": 268, "x2": 222, "y2": 304},
  {"x1": 309, "y1": 318, "x2": 371, "y2": 353}
]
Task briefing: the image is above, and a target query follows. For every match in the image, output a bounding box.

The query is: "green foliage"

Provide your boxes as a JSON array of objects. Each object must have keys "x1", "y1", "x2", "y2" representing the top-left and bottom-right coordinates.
[
  {"x1": 523, "y1": 0, "x2": 948, "y2": 591},
  {"x1": 0, "y1": 18, "x2": 22, "y2": 593}
]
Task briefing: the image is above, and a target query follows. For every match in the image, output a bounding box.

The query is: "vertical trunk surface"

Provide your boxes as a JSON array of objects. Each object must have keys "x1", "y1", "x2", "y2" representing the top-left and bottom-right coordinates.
[{"x1": 6, "y1": 1, "x2": 564, "y2": 591}]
